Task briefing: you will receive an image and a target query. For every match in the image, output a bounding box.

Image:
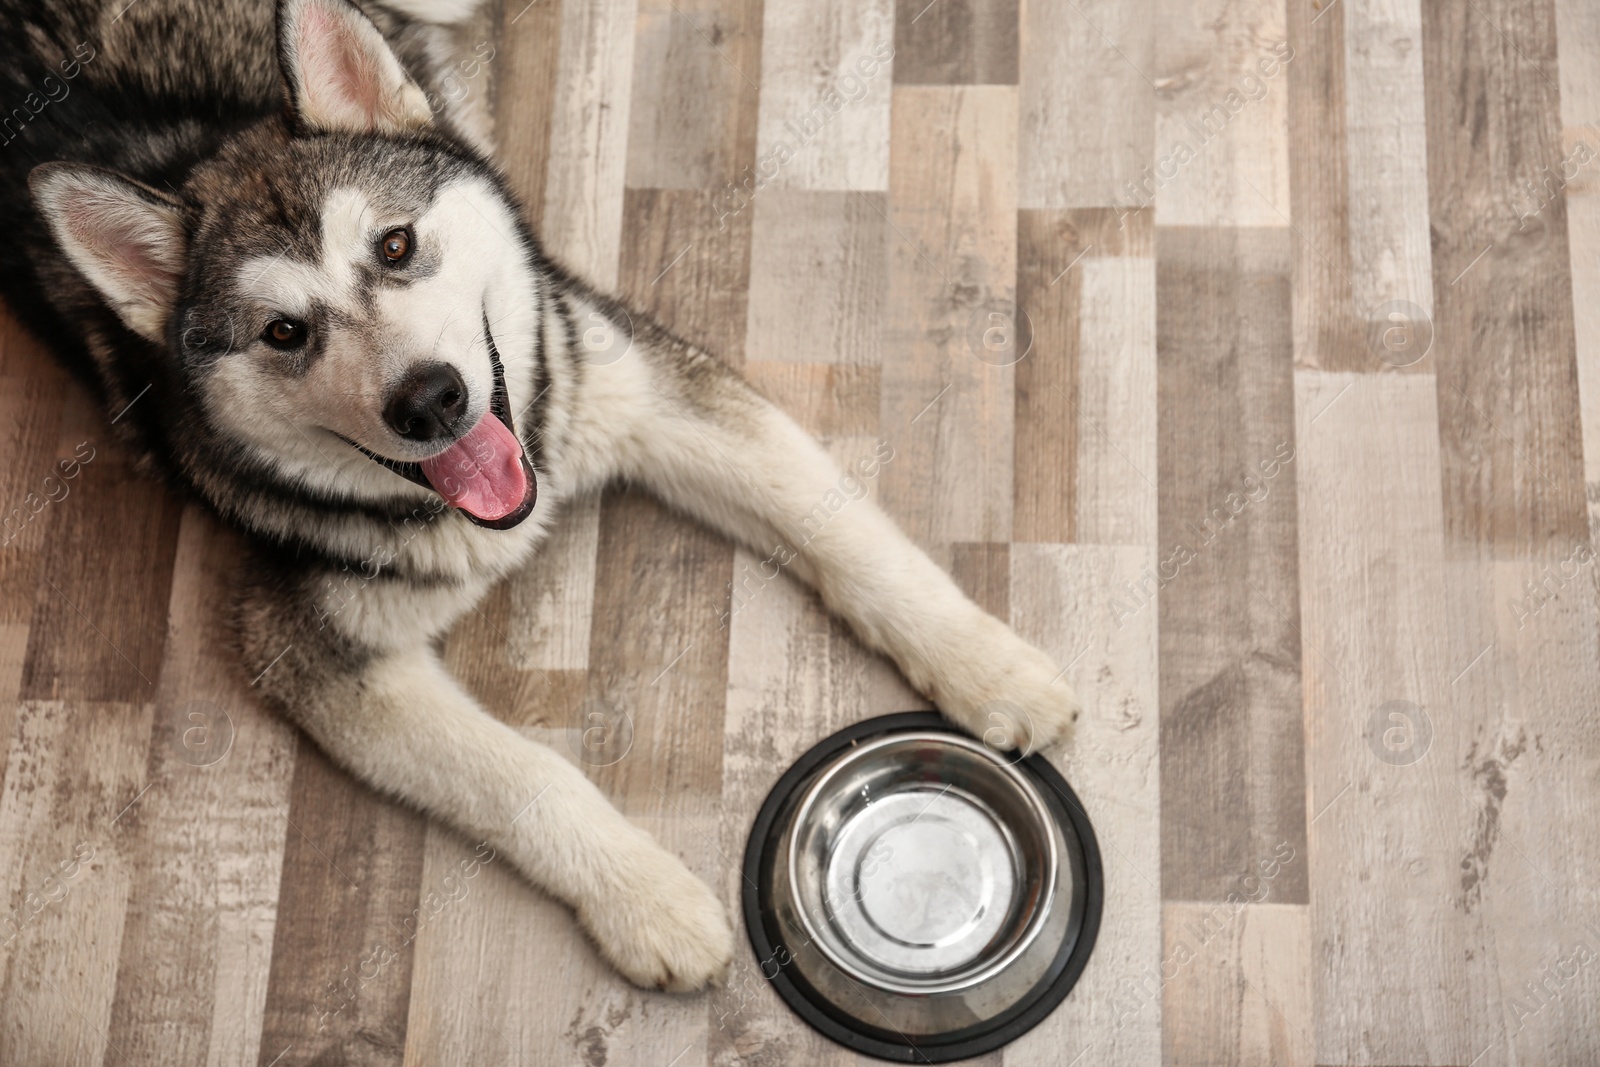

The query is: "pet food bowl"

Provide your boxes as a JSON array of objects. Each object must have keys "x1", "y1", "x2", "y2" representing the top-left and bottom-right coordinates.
[{"x1": 742, "y1": 712, "x2": 1102, "y2": 1063}]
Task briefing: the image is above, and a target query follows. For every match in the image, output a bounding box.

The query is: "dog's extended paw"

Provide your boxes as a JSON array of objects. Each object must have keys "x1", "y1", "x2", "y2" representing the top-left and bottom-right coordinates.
[
  {"x1": 932, "y1": 613, "x2": 1082, "y2": 755},
  {"x1": 579, "y1": 836, "x2": 735, "y2": 993}
]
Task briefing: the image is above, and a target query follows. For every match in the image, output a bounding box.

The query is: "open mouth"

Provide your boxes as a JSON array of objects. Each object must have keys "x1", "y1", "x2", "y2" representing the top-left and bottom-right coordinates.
[{"x1": 352, "y1": 313, "x2": 537, "y2": 530}]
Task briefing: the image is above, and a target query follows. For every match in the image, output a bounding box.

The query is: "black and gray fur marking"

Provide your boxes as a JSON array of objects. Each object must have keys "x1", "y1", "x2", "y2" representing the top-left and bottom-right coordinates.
[{"x1": 1, "y1": 0, "x2": 574, "y2": 584}]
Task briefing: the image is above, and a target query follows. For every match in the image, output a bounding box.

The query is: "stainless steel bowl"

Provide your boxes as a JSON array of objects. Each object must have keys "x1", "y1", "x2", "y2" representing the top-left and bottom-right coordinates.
[{"x1": 743, "y1": 713, "x2": 1101, "y2": 1064}]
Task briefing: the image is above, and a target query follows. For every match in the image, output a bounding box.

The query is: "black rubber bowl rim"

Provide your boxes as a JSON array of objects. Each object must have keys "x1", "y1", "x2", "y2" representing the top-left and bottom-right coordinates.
[{"x1": 740, "y1": 711, "x2": 1104, "y2": 1064}]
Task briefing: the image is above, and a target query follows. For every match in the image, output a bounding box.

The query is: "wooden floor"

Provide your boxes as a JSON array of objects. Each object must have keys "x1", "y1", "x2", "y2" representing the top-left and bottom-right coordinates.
[{"x1": 3, "y1": 0, "x2": 1600, "y2": 1063}]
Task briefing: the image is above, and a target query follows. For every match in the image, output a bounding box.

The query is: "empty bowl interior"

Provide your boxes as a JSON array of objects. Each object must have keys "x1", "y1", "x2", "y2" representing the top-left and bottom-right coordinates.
[{"x1": 784, "y1": 733, "x2": 1059, "y2": 995}]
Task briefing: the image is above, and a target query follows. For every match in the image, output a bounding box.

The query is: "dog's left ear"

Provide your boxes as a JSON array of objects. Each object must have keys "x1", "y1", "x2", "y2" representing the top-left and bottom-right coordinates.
[
  {"x1": 30, "y1": 163, "x2": 188, "y2": 345},
  {"x1": 277, "y1": 0, "x2": 432, "y2": 136}
]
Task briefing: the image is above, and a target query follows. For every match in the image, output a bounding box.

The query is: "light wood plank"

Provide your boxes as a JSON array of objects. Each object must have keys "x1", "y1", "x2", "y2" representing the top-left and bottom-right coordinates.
[
  {"x1": 1074, "y1": 254, "x2": 1156, "y2": 546},
  {"x1": 542, "y1": 0, "x2": 638, "y2": 285},
  {"x1": 1156, "y1": 227, "x2": 1307, "y2": 905},
  {"x1": 400, "y1": 830, "x2": 548, "y2": 1067},
  {"x1": 1004, "y1": 543, "x2": 1161, "y2": 1067},
  {"x1": 879, "y1": 85, "x2": 1017, "y2": 551},
  {"x1": 1344, "y1": 0, "x2": 1435, "y2": 323},
  {"x1": 1555, "y1": 0, "x2": 1600, "y2": 541},
  {"x1": 1568, "y1": 194, "x2": 1600, "y2": 544},
  {"x1": 1018, "y1": 0, "x2": 1154, "y2": 209},
  {"x1": 1426, "y1": 551, "x2": 1600, "y2": 1067},
  {"x1": 0, "y1": 699, "x2": 152, "y2": 1067},
  {"x1": 745, "y1": 190, "x2": 888, "y2": 365},
  {"x1": 1294, "y1": 370, "x2": 1493, "y2": 1063},
  {"x1": 626, "y1": 0, "x2": 762, "y2": 191},
  {"x1": 1149, "y1": 0, "x2": 1291, "y2": 227},
  {"x1": 493, "y1": 0, "x2": 563, "y2": 230},
  {"x1": 1556, "y1": 0, "x2": 1600, "y2": 119},
  {"x1": 1161, "y1": 902, "x2": 1313, "y2": 1067},
  {"x1": 755, "y1": 0, "x2": 894, "y2": 190}
]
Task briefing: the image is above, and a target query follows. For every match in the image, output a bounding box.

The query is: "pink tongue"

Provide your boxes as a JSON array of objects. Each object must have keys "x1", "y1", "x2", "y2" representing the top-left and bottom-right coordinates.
[{"x1": 419, "y1": 414, "x2": 528, "y2": 521}]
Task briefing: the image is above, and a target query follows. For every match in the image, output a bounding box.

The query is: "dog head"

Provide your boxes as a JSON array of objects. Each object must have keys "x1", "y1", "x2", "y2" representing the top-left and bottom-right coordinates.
[{"x1": 28, "y1": 0, "x2": 540, "y2": 529}]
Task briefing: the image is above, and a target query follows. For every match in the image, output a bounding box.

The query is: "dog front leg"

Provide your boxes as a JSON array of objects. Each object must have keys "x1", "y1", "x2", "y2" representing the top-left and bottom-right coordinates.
[
  {"x1": 612, "y1": 343, "x2": 1081, "y2": 753},
  {"x1": 239, "y1": 589, "x2": 734, "y2": 991}
]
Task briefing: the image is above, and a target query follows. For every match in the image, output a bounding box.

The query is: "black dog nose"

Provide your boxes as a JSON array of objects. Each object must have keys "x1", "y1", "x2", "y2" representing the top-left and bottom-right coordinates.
[{"x1": 384, "y1": 363, "x2": 468, "y2": 442}]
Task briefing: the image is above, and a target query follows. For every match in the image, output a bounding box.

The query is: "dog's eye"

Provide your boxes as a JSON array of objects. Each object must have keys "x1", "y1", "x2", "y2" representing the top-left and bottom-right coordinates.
[
  {"x1": 380, "y1": 228, "x2": 411, "y2": 265},
  {"x1": 262, "y1": 318, "x2": 306, "y2": 350}
]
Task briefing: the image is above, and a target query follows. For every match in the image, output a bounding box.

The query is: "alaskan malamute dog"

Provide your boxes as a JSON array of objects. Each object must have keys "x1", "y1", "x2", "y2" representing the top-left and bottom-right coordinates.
[{"x1": 2, "y1": 0, "x2": 1080, "y2": 990}]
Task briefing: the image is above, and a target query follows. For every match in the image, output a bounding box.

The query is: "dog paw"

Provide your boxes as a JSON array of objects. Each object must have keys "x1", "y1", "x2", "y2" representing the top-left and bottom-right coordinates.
[
  {"x1": 579, "y1": 835, "x2": 735, "y2": 993},
  {"x1": 931, "y1": 612, "x2": 1082, "y2": 755}
]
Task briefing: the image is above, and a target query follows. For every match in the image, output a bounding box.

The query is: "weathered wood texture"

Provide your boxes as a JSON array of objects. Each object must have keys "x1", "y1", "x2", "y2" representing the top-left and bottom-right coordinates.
[
  {"x1": 1157, "y1": 227, "x2": 1306, "y2": 906},
  {"x1": 1, "y1": 0, "x2": 1596, "y2": 1063}
]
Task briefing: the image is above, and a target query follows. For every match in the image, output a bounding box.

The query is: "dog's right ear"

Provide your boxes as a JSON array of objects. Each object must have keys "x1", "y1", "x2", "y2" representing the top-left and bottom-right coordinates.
[
  {"x1": 277, "y1": 0, "x2": 432, "y2": 136},
  {"x1": 29, "y1": 163, "x2": 188, "y2": 345}
]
